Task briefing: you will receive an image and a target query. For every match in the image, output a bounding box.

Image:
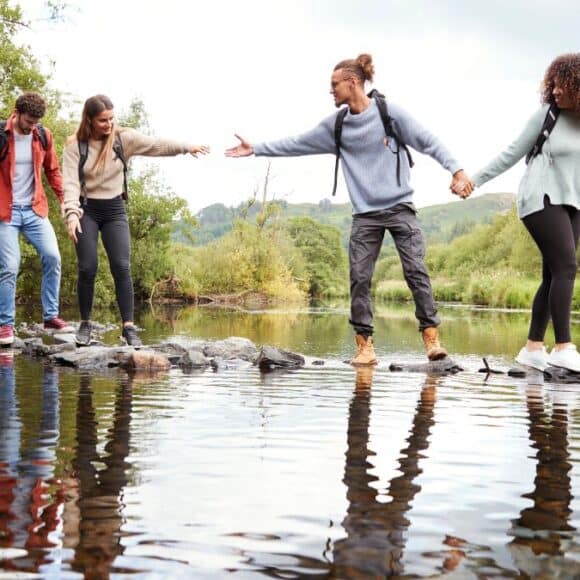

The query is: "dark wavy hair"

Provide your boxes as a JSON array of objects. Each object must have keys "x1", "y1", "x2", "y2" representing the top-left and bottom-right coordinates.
[
  {"x1": 15, "y1": 92, "x2": 46, "y2": 118},
  {"x1": 541, "y1": 53, "x2": 580, "y2": 113}
]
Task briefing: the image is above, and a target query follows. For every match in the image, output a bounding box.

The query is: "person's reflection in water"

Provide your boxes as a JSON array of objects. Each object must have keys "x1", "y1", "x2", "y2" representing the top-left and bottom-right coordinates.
[
  {"x1": 0, "y1": 361, "x2": 63, "y2": 573},
  {"x1": 0, "y1": 352, "x2": 19, "y2": 550},
  {"x1": 331, "y1": 369, "x2": 464, "y2": 578},
  {"x1": 64, "y1": 372, "x2": 134, "y2": 579},
  {"x1": 507, "y1": 385, "x2": 580, "y2": 576}
]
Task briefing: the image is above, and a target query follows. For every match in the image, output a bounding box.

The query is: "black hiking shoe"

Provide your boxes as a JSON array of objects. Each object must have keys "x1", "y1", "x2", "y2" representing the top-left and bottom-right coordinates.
[
  {"x1": 122, "y1": 325, "x2": 142, "y2": 348},
  {"x1": 75, "y1": 321, "x2": 92, "y2": 346}
]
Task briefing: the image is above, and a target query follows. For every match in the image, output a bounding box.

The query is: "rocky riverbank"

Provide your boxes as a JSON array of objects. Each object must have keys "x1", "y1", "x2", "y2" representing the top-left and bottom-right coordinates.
[{"x1": 5, "y1": 322, "x2": 310, "y2": 373}]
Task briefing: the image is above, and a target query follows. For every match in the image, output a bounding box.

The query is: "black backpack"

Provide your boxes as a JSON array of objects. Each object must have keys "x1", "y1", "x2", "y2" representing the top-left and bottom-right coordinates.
[
  {"x1": 525, "y1": 103, "x2": 560, "y2": 164},
  {"x1": 0, "y1": 120, "x2": 48, "y2": 162},
  {"x1": 78, "y1": 132, "x2": 128, "y2": 202},
  {"x1": 332, "y1": 89, "x2": 414, "y2": 196}
]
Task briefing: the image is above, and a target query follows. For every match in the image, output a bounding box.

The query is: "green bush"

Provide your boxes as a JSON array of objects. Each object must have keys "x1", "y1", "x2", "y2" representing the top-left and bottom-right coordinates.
[{"x1": 171, "y1": 219, "x2": 308, "y2": 302}]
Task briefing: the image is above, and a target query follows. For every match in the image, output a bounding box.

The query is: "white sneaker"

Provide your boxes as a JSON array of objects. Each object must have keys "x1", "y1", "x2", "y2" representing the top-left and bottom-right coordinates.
[
  {"x1": 515, "y1": 346, "x2": 548, "y2": 372},
  {"x1": 548, "y1": 344, "x2": 580, "y2": 373}
]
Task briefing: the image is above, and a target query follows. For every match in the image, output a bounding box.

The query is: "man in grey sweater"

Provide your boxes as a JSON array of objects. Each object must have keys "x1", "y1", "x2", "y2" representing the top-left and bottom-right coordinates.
[{"x1": 226, "y1": 53, "x2": 472, "y2": 365}]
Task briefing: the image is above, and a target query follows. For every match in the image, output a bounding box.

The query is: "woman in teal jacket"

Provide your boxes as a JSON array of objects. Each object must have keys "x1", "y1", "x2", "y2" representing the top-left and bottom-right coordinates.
[{"x1": 457, "y1": 53, "x2": 580, "y2": 372}]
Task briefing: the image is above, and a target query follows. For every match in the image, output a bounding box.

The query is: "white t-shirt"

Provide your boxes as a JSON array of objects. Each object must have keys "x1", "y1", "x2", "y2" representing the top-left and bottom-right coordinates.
[{"x1": 12, "y1": 132, "x2": 34, "y2": 206}]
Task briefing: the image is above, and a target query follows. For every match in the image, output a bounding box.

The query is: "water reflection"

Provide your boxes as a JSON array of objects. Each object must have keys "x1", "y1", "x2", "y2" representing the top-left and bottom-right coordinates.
[
  {"x1": 137, "y1": 301, "x2": 565, "y2": 361},
  {"x1": 2, "y1": 302, "x2": 580, "y2": 577},
  {"x1": 332, "y1": 369, "x2": 464, "y2": 577},
  {"x1": 65, "y1": 373, "x2": 133, "y2": 579},
  {"x1": 140, "y1": 304, "x2": 351, "y2": 357},
  {"x1": 0, "y1": 357, "x2": 62, "y2": 574},
  {"x1": 507, "y1": 386, "x2": 580, "y2": 576},
  {"x1": 0, "y1": 363, "x2": 143, "y2": 577}
]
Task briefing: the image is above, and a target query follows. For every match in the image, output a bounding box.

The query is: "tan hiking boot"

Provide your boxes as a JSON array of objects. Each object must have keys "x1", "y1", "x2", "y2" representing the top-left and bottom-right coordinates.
[
  {"x1": 351, "y1": 334, "x2": 378, "y2": 366},
  {"x1": 422, "y1": 327, "x2": 448, "y2": 361}
]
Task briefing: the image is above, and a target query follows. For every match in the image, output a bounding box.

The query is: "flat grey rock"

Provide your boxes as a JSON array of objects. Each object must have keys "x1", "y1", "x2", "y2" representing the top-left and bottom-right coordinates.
[
  {"x1": 12, "y1": 337, "x2": 26, "y2": 350},
  {"x1": 256, "y1": 345, "x2": 305, "y2": 371},
  {"x1": 49, "y1": 346, "x2": 131, "y2": 370},
  {"x1": 203, "y1": 337, "x2": 259, "y2": 362},
  {"x1": 389, "y1": 357, "x2": 463, "y2": 374},
  {"x1": 180, "y1": 349, "x2": 211, "y2": 369},
  {"x1": 503, "y1": 362, "x2": 580, "y2": 384},
  {"x1": 53, "y1": 333, "x2": 77, "y2": 344}
]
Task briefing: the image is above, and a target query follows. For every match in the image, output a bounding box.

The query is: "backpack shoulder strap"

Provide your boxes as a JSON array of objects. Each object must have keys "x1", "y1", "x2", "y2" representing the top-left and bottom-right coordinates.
[
  {"x1": 525, "y1": 104, "x2": 560, "y2": 164},
  {"x1": 368, "y1": 89, "x2": 392, "y2": 136},
  {"x1": 77, "y1": 140, "x2": 89, "y2": 200},
  {"x1": 36, "y1": 124, "x2": 48, "y2": 150},
  {"x1": 332, "y1": 107, "x2": 349, "y2": 196},
  {"x1": 369, "y1": 90, "x2": 414, "y2": 186},
  {"x1": 113, "y1": 132, "x2": 129, "y2": 200}
]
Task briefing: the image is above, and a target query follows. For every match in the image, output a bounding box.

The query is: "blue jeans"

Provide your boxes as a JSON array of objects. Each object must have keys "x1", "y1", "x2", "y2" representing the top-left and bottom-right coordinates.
[{"x1": 0, "y1": 206, "x2": 61, "y2": 326}]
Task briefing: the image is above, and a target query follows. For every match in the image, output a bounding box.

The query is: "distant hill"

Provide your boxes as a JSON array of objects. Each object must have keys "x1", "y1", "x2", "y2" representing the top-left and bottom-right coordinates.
[{"x1": 176, "y1": 193, "x2": 515, "y2": 248}]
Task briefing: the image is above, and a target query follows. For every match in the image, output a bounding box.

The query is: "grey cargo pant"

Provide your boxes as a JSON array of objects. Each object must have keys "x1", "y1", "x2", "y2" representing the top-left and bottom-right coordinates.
[{"x1": 349, "y1": 203, "x2": 440, "y2": 336}]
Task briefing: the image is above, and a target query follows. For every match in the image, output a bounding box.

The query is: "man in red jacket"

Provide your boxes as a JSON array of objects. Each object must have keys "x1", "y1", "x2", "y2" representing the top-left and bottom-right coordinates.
[{"x1": 0, "y1": 93, "x2": 72, "y2": 345}]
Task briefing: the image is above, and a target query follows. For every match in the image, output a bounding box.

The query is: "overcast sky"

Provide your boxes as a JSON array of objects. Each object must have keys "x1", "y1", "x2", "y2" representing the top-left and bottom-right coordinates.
[{"x1": 17, "y1": 0, "x2": 580, "y2": 213}]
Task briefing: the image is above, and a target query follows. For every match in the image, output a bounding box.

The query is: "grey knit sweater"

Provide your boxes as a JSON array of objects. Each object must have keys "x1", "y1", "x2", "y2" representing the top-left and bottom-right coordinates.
[
  {"x1": 254, "y1": 99, "x2": 462, "y2": 214},
  {"x1": 473, "y1": 105, "x2": 580, "y2": 218}
]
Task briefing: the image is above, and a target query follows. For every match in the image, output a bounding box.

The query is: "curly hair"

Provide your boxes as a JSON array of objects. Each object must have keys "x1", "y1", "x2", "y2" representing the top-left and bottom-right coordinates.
[
  {"x1": 334, "y1": 53, "x2": 375, "y2": 84},
  {"x1": 15, "y1": 92, "x2": 46, "y2": 118},
  {"x1": 541, "y1": 53, "x2": 580, "y2": 113}
]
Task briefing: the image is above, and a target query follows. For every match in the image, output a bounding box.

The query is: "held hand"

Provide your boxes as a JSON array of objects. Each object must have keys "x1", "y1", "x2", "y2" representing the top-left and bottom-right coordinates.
[
  {"x1": 59, "y1": 203, "x2": 65, "y2": 219},
  {"x1": 66, "y1": 215, "x2": 82, "y2": 244},
  {"x1": 450, "y1": 170, "x2": 475, "y2": 199},
  {"x1": 188, "y1": 144, "x2": 210, "y2": 158},
  {"x1": 451, "y1": 180, "x2": 473, "y2": 199},
  {"x1": 225, "y1": 134, "x2": 254, "y2": 158}
]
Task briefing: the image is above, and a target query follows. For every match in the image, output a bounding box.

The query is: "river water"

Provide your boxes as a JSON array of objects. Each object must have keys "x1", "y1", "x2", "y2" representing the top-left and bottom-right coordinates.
[{"x1": 1, "y1": 303, "x2": 580, "y2": 578}]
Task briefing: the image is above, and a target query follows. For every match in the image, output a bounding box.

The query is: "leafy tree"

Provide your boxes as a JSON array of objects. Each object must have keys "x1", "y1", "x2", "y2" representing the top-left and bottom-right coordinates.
[
  {"x1": 285, "y1": 216, "x2": 348, "y2": 297},
  {"x1": 0, "y1": 0, "x2": 78, "y2": 312},
  {"x1": 0, "y1": 0, "x2": 47, "y2": 115},
  {"x1": 198, "y1": 203, "x2": 231, "y2": 225},
  {"x1": 127, "y1": 170, "x2": 196, "y2": 299}
]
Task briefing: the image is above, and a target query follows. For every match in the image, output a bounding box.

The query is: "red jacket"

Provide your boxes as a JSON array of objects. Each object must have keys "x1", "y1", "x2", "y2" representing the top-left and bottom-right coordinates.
[{"x1": 0, "y1": 114, "x2": 63, "y2": 222}]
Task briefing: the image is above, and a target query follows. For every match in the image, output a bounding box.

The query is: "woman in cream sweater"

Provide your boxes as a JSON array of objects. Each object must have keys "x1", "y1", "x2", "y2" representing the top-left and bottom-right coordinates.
[{"x1": 63, "y1": 94, "x2": 209, "y2": 347}]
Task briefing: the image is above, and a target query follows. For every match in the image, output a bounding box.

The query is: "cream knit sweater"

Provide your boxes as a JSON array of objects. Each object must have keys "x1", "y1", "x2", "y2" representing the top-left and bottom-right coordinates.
[{"x1": 63, "y1": 127, "x2": 190, "y2": 220}]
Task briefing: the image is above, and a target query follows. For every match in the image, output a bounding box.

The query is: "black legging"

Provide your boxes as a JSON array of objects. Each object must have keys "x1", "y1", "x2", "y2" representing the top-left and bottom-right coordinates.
[
  {"x1": 522, "y1": 196, "x2": 580, "y2": 344},
  {"x1": 75, "y1": 196, "x2": 134, "y2": 322}
]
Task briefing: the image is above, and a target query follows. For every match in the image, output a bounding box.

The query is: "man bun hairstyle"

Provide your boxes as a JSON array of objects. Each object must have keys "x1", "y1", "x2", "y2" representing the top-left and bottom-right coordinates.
[
  {"x1": 334, "y1": 53, "x2": 375, "y2": 84},
  {"x1": 15, "y1": 92, "x2": 46, "y2": 118},
  {"x1": 541, "y1": 53, "x2": 580, "y2": 114}
]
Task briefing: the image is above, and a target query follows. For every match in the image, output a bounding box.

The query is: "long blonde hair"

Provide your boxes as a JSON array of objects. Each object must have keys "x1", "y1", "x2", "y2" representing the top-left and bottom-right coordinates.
[{"x1": 76, "y1": 94, "x2": 116, "y2": 172}]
